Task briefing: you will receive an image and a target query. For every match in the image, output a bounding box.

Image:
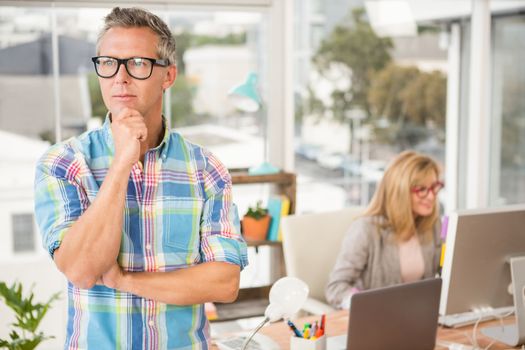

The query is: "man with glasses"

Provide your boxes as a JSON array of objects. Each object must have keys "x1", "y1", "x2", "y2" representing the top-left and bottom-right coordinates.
[{"x1": 34, "y1": 7, "x2": 247, "y2": 349}]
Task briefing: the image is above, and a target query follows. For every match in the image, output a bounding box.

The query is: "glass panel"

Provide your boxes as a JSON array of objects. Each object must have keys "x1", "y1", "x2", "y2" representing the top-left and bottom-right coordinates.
[
  {"x1": 490, "y1": 15, "x2": 525, "y2": 205},
  {"x1": 0, "y1": 6, "x2": 53, "y2": 260},
  {"x1": 293, "y1": 1, "x2": 447, "y2": 213},
  {"x1": 0, "y1": 7, "x2": 54, "y2": 140},
  {"x1": 0, "y1": 2, "x2": 275, "y2": 338},
  {"x1": 12, "y1": 213, "x2": 35, "y2": 253},
  {"x1": 53, "y1": 7, "x2": 268, "y2": 172},
  {"x1": 311, "y1": 0, "x2": 324, "y2": 16},
  {"x1": 457, "y1": 19, "x2": 471, "y2": 210},
  {"x1": 55, "y1": 7, "x2": 109, "y2": 140},
  {"x1": 169, "y1": 10, "x2": 268, "y2": 171}
]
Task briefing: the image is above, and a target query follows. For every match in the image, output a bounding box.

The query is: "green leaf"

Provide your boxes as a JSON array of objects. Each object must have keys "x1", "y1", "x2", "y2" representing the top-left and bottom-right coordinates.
[
  {"x1": 0, "y1": 281, "x2": 60, "y2": 349},
  {"x1": 244, "y1": 200, "x2": 269, "y2": 220}
]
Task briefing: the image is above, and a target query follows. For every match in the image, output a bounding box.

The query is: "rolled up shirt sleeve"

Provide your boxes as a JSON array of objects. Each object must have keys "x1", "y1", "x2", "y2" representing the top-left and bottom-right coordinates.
[
  {"x1": 34, "y1": 146, "x2": 85, "y2": 258},
  {"x1": 199, "y1": 151, "x2": 248, "y2": 270}
]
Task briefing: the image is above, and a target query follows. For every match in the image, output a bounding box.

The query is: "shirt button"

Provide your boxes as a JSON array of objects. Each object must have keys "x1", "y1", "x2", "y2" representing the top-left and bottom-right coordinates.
[
  {"x1": 145, "y1": 244, "x2": 152, "y2": 250},
  {"x1": 148, "y1": 320, "x2": 154, "y2": 327}
]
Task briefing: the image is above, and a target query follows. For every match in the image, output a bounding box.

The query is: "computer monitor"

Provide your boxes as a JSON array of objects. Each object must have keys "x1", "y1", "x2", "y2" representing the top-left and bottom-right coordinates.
[{"x1": 440, "y1": 204, "x2": 525, "y2": 316}]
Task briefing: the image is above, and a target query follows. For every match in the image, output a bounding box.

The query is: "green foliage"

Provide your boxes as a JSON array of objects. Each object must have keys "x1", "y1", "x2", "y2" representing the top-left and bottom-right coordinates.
[
  {"x1": 313, "y1": 7, "x2": 393, "y2": 118},
  {"x1": 87, "y1": 73, "x2": 106, "y2": 119},
  {"x1": 173, "y1": 31, "x2": 191, "y2": 75},
  {"x1": 372, "y1": 121, "x2": 432, "y2": 150},
  {"x1": 168, "y1": 75, "x2": 213, "y2": 127},
  {"x1": 191, "y1": 32, "x2": 246, "y2": 47},
  {"x1": 0, "y1": 281, "x2": 60, "y2": 350},
  {"x1": 417, "y1": 25, "x2": 440, "y2": 35},
  {"x1": 368, "y1": 64, "x2": 418, "y2": 125},
  {"x1": 244, "y1": 201, "x2": 269, "y2": 220},
  {"x1": 368, "y1": 64, "x2": 446, "y2": 124},
  {"x1": 38, "y1": 130, "x2": 55, "y2": 144},
  {"x1": 367, "y1": 64, "x2": 446, "y2": 147},
  {"x1": 403, "y1": 70, "x2": 446, "y2": 126},
  {"x1": 500, "y1": 78, "x2": 525, "y2": 167}
]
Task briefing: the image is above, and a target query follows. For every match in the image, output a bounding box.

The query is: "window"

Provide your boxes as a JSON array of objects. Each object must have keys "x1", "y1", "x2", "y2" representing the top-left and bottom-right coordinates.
[
  {"x1": 53, "y1": 6, "x2": 270, "y2": 171},
  {"x1": 489, "y1": 15, "x2": 525, "y2": 206},
  {"x1": 0, "y1": 7, "x2": 54, "y2": 141},
  {"x1": 1, "y1": 3, "x2": 274, "y2": 221},
  {"x1": 455, "y1": 12, "x2": 525, "y2": 209},
  {"x1": 0, "y1": 0, "x2": 286, "y2": 299},
  {"x1": 293, "y1": 1, "x2": 447, "y2": 213},
  {"x1": 12, "y1": 213, "x2": 35, "y2": 253}
]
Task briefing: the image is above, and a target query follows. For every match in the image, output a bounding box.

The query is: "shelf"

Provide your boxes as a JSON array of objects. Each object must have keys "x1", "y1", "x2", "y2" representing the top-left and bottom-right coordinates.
[
  {"x1": 230, "y1": 169, "x2": 296, "y2": 186},
  {"x1": 246, "y1": 240, "x2": 282, "y2": 247},
  {"x1": 220, "y1": 168, "x2": 296, "y2": 322},
  {"x1": 229, "y1": 169, "x2": 297, "y2": 215},
  {"x1": 211, "y1": 286, "x2": 271, "y2": 322},
  {"x1": 213, "y1": 298, "x2": 269, "y2": 322}
]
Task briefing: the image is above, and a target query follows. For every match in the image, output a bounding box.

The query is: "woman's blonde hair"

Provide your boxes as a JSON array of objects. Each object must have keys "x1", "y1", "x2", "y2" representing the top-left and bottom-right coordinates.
[{"x1": 364, "y1": 150, "x2": 441, "y2": 241}]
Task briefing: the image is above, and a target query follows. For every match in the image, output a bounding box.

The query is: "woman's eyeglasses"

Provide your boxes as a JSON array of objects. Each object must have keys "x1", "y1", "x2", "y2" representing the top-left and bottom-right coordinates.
[{"x1": 411, "y1": 181, "x2": 444, "y2": 199}]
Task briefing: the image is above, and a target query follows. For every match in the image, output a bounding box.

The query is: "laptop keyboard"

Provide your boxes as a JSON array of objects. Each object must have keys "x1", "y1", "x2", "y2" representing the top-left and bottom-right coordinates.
[
  {"x1": 216, "y1": 336, "x2": 262, "y2": 350},
  {"x1": 215, "y1": 333, "x2": 282, "y2": 350}
]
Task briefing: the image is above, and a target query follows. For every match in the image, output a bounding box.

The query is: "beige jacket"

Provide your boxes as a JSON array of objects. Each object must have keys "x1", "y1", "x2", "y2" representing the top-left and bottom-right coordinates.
[{"x1": 325, "y1": 215, "x2": 442, "y2": 309}]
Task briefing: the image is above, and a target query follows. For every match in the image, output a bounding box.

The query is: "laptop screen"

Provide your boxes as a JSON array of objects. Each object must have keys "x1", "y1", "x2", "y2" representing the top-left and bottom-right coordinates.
[{"x1": 346, "y1": 278, "x2": 442, "y2": 350}]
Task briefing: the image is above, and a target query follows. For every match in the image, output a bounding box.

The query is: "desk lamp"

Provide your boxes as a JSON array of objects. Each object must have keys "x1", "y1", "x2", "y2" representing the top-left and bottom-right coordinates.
[
  {"x1": 241, "y1": 276, "x2": 309, "y2": 350},
  {"x1": 229, "y1": 72, "x2": 280, "y2": 175}
]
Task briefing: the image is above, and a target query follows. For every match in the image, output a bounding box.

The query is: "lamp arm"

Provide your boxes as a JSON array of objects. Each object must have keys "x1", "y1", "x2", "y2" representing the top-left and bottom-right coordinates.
[{"x1": 241, "y1": 316, "x2": 270, "y2": 350}]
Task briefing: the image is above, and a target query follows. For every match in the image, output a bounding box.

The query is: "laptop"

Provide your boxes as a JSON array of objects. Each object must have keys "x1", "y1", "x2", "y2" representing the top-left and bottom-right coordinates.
[
  {"x1": 329, "y1": 278, "x2": 442, "y2": 350},
  {"x1": 215, "y1": 332, "x2": 280, "y2": 350}
]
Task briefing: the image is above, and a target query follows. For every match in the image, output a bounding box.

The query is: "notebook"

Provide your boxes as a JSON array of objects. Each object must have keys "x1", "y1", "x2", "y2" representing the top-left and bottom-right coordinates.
[{"x1": 329, "y1": 278, "x2": 442, "y2": 350}]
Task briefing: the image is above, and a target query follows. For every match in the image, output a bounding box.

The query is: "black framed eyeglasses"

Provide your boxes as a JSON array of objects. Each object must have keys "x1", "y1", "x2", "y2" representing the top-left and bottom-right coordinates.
[
  {"x1": 411, "y1": 181, "x2": 445, "y2": 199},
  {"x1": 91, "y1": 56, "x2": 169, "y2": 80}
]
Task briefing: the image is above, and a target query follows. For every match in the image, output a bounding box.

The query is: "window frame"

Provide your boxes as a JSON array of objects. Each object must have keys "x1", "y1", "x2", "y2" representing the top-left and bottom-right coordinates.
[{"x1": 2, "y1": 0, "x2": 294, "y2": 171}]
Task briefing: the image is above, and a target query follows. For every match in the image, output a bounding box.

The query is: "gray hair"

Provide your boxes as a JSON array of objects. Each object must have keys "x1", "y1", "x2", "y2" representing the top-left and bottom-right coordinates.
[{"x1": 97, "y1": 7, "x2": 177, "y2": 66}]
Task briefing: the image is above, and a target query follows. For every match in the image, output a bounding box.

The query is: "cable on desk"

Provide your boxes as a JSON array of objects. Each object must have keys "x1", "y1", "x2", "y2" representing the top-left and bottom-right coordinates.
[
  {"x1": 241, "y1": 316, "x2": 269, "y2": 350},
  {"x1": 463, "y1": 308, "x2": 515, "y2": 350}
]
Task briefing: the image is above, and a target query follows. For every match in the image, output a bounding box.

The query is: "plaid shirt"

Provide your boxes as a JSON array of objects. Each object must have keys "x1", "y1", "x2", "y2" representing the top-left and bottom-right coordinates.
[{"x1": 34, "y1": 118, "x2": 248, "y2": 350}]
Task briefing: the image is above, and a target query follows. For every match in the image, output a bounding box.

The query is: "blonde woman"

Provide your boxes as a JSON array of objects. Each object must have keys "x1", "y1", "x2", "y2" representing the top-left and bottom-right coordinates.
[{"x1": 325, "y1": 151, "x2": 444, "y2": 309}]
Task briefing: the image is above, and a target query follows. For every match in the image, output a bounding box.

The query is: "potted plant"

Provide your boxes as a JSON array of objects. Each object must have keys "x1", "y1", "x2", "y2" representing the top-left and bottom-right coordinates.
[
  {"x1": 0, "y1": 281, "x2": 60, "y2": 350},
  {"x1": 242, "y1": 200, "x2": 271, "y2": 241}
]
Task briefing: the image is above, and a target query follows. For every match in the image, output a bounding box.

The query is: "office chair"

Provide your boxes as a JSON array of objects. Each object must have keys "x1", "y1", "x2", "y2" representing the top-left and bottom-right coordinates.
[{"x1": 281, "y1": 207, "x2": 364, "y2": 315}]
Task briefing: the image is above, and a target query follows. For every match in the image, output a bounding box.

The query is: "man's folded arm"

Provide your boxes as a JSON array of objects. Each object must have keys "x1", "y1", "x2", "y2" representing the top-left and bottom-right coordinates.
[
  {"x1": 36, "y1": 159, "x2": 132, "y2": 289},
  {"x1": 105, "y1": 261, "x2": 241, "y2": 304}
]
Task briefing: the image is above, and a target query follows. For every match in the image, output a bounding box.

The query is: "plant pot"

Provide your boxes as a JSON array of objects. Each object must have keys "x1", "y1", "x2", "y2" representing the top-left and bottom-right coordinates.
[{"x1": 242, "y1": 215, "x2": 271, "y2": 241}]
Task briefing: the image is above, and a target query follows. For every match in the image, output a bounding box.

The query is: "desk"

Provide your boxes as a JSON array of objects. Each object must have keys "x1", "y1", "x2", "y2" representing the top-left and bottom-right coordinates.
[{"x1": 256, "y1": 311, "x2": 517, "y2": 349}]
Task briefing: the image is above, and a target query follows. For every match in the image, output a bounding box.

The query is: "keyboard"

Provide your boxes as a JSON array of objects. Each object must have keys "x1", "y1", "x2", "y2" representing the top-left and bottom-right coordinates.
[
  {"x1": 215, "y1": 333, "x2": 280, "y2": 350},
  {"x1": 439, "y1": 306, "x2": 514, "y2": 328}
]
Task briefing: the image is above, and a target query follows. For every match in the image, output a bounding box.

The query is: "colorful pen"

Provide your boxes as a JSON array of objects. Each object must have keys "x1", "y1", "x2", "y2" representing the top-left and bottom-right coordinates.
[
  {"x1": 287, "y1": 320, "x2": 303, "y2": 338},
  {"x1": 315, "y1": 326, "x2": 323, "y2": 338},
  {"x1": 303, "y1": 328, "x2": 310, "y2": 339},
  {"x1": 320, "y1": 314, "x2": 326, "y2": 336},
  {"x1": 310, "y1": 321, "x2": 317, "y2": 338},
  {"x1": 303, "y1": 322, "x2": 311, "y2": 332}
]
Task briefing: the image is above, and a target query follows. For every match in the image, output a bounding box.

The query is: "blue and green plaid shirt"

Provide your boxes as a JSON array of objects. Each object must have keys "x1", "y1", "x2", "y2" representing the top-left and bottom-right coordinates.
[{"x1": 34, "y1": 118, "x2": 248, "y2": 350}]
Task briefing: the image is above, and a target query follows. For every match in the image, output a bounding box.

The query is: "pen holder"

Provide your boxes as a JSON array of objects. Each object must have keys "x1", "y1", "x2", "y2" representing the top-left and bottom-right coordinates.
[{"x1": 290, "y1": 335, "x2": 326, "y2": 350}]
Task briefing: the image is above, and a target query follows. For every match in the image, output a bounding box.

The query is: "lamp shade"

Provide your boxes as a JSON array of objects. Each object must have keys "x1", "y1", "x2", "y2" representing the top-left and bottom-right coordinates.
[
  {"x1": 264, "y1": 277, "x2": 309, "y2": 322},
  {"x1": 228, "y1": 72, "x2": 261, "y2": 112}
]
